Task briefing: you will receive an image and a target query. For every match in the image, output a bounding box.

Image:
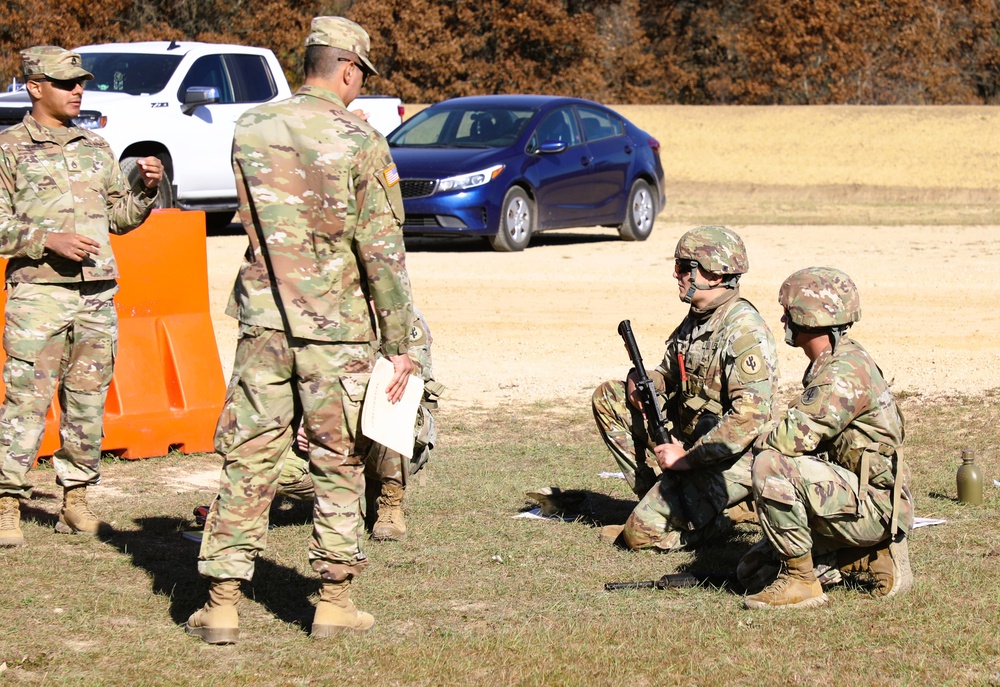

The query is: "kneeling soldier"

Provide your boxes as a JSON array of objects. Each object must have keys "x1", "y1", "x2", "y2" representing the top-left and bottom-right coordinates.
[{"x1": 743, "y1": 267, "x2": 913, "y2": 610}]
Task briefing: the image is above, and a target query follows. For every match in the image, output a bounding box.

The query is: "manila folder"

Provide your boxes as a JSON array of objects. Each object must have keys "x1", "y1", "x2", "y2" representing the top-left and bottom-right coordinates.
[{"x1": 361, "y1": 357, "x2": 424, "y2": 459}]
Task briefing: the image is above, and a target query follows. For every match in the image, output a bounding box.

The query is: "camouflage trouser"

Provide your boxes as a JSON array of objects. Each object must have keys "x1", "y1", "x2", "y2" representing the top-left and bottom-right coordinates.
[
  {"x1": 751, "y1": 449, "x2": 911, "y2": 559},
  {"x1": 198, "y1": 326, "x2": 375, "y2": 582},
  {"x1": 0, "y1": 281, "x2": 118, "y2": 498},
  {"x1": 278, "y1": 400, "x2": 437, "y2": 493},
  {"x1": 593, "y1": 378, "x2": 752, "y2": 551},
  {"x1": 623, "y1": 452, "x2": 753, "y2": 551},
  {"x1": 592, "y1": 379, "x2": 660, "y2": 496}
]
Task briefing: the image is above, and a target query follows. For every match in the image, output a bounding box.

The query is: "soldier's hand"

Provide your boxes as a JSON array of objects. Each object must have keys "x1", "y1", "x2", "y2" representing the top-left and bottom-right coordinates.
[
  {"x1": 385, "y1": 353, "x2": 414, "y2": 403},
  {"x1": 654, "y1": 439, "x2": 690, "y2": 471},
  {"x1": 351, "y1": 108, "x2": 370, "y2": 122},
  {"x1": 625, "y1": 372, "x2": 643, "y2": 413},
  {"x1": 45, "y1": 232, "x2": 100, "y2": 262},
  {"x1": 136, "y1": 156, "x2": 163, "y2": 188}
]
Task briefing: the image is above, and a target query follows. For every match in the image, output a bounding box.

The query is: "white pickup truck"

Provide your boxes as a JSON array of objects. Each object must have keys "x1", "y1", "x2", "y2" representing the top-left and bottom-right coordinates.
[{"x1": 0, "y1": 41, "x2": 404, "y2": 229}]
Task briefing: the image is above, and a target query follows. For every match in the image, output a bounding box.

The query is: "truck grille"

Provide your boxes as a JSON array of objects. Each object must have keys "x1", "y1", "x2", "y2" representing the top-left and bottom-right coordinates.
[{"x1": 401, "y1": 179, "x2": 436, "y2": 199}]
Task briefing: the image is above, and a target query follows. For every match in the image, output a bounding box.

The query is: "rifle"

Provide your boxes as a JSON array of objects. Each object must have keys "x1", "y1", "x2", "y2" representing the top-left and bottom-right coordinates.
[
  {"x1": 617, "y1": 320, "x2": 670, "y2": 446},
  {"x1": 605, "y1": 572, "x2": 736, "y2": 591}
]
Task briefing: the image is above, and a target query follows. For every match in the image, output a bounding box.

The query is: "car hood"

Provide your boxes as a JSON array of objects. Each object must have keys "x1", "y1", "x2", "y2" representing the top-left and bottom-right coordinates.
[
  {"x1": 80, "y1": 90, "x2": 148, "y2": 107},
  {"x1": 390, "y1": 146, "x2": 511, "y2": 178}
]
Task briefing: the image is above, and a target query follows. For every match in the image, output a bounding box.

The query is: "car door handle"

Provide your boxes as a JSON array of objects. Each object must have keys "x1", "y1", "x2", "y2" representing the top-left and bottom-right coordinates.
[
  {"x1": 624, "y1": 144, "x2": 634, "y2": 154},
  {"x1": 581, "y1": 156, "x2": 593, "y2": 166}
]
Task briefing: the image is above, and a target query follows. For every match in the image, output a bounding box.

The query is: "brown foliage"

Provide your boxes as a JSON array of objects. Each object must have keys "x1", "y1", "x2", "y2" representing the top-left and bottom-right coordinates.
[{"x1": 0, "y1": 0, "x2": 997, "y2": 104}]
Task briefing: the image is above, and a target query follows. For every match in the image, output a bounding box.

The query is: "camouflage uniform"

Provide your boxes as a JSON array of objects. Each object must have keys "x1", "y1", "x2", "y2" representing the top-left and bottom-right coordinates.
[
  {"x1": 0, "y1": 49, "x2": 156, "y2": 500},
  {"x1": 197, "y1": 77, "x2": 412, "y2": 583},
  {"x1": 744, "y1": 267, "x2": 912, "y2": 609},
  {"x1": 752, "y1": 269, "x2": 913, "y2": 561},
  {"x1": 277, "y1": 307, "x2": 442, "y2": 497},
  {"x1": 592, "y1": 226, "x2": 778, "y2": 551}
]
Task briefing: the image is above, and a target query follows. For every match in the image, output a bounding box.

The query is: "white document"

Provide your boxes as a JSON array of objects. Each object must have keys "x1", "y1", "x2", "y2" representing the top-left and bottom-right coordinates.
[{"x1": 361, "y1": 357, "x2": 424, "y2": 459}]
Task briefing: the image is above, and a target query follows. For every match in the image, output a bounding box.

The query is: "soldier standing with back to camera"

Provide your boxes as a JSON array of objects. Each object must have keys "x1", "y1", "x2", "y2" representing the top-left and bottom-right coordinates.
[
  {"x1": 0, "y1": 47, "x2": 161, "y2": 547},
  {"x1": 592, "y1": 226, "x2": 778, "y2": 551},
  {"x1": 185, "y1": 16, "x2": 414, "y2": 644},
  {"x1": 742, "y1": 267, "x2": 913, "y2": 609}
]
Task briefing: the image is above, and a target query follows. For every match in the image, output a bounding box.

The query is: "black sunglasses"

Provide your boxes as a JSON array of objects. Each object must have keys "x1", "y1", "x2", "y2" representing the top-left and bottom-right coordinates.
[
  {"x1": 33, "y1": 77, "x2": 86, "y2": 91},
  {"x1": 675, "y1": 259, "x2": 698, "y2": 275},
  {"x1": 337, "y1": 57, "x2": 369, "y2": 87}
]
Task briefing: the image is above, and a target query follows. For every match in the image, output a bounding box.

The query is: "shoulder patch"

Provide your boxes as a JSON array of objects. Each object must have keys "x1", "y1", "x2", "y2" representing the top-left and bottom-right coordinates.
[
  {"x1": 381, "y1": 163, "x2": 399, "y2": 187},
  {"x1": 735, "y1": 348, "x2": 768, "y2": 382},
  {"x1": 801, "y1": 385, "x2": 824, "y2": 409}
]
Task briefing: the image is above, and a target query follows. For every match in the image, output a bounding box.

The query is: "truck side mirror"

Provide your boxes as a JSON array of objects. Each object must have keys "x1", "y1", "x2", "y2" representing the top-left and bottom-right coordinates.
[{"x1": 181, "y1": 86, "x2": 219, "y2": 115}]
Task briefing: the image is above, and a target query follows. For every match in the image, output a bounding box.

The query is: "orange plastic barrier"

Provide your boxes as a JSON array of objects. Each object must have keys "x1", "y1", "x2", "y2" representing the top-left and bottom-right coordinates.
[{"x1": 0, "y1": 209, "x2": 227, "y2": 459}]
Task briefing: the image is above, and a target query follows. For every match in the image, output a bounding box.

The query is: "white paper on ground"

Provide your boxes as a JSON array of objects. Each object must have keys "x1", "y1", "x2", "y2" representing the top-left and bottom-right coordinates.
[
  {"x1": 512, "y1": 507, "x2": 577, "y2": 522},
  {"x1": 361, "y1": 357, "x2": 424, "y2": 459},
  {"x1": 912, "y1": 517, "x2": 946, "y2": 528}
]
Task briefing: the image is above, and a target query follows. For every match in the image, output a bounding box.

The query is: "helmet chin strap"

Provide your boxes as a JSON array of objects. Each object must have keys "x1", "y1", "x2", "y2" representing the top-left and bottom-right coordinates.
[
  {"x1": 783, "y1": 320, "x2": 850, "y2": 349},
  {"x1": 681, "y1": 261, "x2": 720, "y2": 304}
]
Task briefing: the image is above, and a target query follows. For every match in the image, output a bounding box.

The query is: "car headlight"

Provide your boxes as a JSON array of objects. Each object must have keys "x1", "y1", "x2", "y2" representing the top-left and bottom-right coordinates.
[
  {"x1": 73, "y1": 113, "x2": 107, "y2": 130},
  {"x1": 436, "y1": 164, "x2": 504, "y2": 193}
]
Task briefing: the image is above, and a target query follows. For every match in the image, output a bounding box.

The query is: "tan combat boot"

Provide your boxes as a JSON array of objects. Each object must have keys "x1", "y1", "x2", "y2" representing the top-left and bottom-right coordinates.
[
  {"x1": 311, "y1": 579, "x2": 375, "y2": 637},
  {"x1": 726, "y1": 500, "x2": 759, "y2": 525},
  {"x1": 839, "y1": 536, "x2": 913, "y2": 599},
  {"x1": 0, "y1": 495, "x2": 24, "y2": 547},
  {"x1": 185, "y1": 579, "x2": 241, "y2": 644},
  {"x1": 743, "y1": 553, "x2": 830, "y2": 610},
  {"x1": 371, "y1": 483, "x2": 406, "y2": 541},
  {"x1": 55, "y1": 486, "x2": 104, "y2": 535},
  {"x1": 599, "y1": 524, "x2": 625, "y2": 545}
]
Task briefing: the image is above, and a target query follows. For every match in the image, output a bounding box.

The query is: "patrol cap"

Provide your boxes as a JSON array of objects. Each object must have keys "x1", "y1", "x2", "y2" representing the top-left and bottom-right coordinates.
[
  {"x1": 305, "y1": 16, "x2": 378, "y2": 76},
  {"x1": 21, "y1": 46, "x2": 93, "y2": 82}
]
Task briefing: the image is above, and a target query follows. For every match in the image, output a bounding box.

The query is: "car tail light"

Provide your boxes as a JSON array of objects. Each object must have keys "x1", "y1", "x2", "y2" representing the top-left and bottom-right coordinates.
[
  {"x1": 648, "y1": 137, "x2": 661, "y2": 154},
  {"x1": 397, "y1": 104, "x2": 405, "y2": 120}
]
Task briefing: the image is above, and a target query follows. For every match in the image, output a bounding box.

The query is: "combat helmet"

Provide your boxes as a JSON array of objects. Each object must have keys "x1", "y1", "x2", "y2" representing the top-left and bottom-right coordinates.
[
  {"x1": 778, "y1": 267, "x2": 860, "y2": 347},
  {"x1": 674, "y1": 226, "x2": 749, "y2": 302}
]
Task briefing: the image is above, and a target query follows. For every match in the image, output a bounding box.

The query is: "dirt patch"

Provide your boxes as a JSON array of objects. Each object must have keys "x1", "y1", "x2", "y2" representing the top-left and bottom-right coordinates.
[{"x1": 205, "y1": 106, "x2": 1000, "y2": 409}]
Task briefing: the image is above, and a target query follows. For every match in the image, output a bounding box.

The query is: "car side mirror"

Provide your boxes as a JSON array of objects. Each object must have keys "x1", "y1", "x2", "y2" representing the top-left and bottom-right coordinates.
[
  {"x1": 536, "y1": 141, "x2": 568, "y2": 155},
  {"x1": 181, "y1": 86, "x2": 219, "y2": 115}
]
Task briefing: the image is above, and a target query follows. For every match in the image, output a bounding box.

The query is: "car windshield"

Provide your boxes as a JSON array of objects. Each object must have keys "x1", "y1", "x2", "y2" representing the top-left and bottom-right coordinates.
[
  {"x1": 81, "y1": 53, "x2": 183, "y2": 96},
  {"x1": 389, "y1": 105, "x2": 536, "y2": 148}
]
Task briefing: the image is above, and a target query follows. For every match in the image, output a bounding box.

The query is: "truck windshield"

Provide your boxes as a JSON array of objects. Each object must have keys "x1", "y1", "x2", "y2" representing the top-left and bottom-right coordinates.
[{"x1": 81, "y1": 53, "x2": 183, "y2": 96}]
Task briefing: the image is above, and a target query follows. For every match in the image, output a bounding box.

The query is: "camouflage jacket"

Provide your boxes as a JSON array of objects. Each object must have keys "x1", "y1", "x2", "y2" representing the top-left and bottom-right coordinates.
[
  {"x1": 762, "y1": 337, "x2": 905, "y2": 490},
  {"x1": 226, "y1": 85, "x2": 412, "y2": 354},
  {"x1": 0, "y1": 113, "x2": 156, "y2": 283},
  {"x1": 652, "y1": 288, "x2": 778, "y2": 468}
]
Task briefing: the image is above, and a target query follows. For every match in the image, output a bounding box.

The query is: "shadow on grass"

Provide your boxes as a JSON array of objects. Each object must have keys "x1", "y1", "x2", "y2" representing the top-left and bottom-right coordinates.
[
  {"x1": 518, "y1": 487, "x2": 637, "y2": 526},
  {"x1": 97, "y1": 516, "x2": 319, "y2": 633}
]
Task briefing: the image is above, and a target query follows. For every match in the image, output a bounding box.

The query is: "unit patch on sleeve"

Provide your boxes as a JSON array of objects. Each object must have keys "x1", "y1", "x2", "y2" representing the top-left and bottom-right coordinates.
[{"x1": 382, "y1": 163, "x2": 399, "y2": 187}]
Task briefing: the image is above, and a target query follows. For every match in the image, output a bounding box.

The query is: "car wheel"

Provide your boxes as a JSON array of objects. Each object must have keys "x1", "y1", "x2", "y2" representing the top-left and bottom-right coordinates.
[
  {"x1": 121, "y1": 154, "x2": 175, "y2": 209},
  {"x1": 489, "y1": 187, "x2": 534, "y2": 252},
  {"x1": 618, "y1": 179, "x2": 655, "y2": 241}
]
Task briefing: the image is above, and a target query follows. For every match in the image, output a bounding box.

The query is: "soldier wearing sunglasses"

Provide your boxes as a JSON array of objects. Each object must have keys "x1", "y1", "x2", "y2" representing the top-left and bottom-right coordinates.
[
  {"x1": 592, "y1": 226, "x2": 779, "y2": 552},
  {"x1": 0, "y1": 46, "x2": 161, "y2": 548}
]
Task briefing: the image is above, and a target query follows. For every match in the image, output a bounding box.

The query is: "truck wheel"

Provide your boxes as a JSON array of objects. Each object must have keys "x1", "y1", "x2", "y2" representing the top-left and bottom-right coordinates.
[
  {"x1": 206, "y1": 211, "x2": 236, "y2": 231},
  {"x1": 618, "y1": 179, "x2": 655, "y2": 241},
  {"x1": 489, "y1": 187, "x2": 533, "y2": 252},
  {"x1": 121, "y1": 155, "x2": 175, "y2": 209}
]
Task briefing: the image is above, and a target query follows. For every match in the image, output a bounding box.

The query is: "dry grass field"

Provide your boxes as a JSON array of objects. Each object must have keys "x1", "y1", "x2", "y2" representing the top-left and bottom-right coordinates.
[{"x1": 3, "y1": 106, "x2": 999, "y2": 686}]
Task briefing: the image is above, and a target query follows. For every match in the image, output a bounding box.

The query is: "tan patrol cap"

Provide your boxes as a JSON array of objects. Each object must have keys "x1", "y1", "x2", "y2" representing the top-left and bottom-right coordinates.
[
  {"x1": 21, "y1": 46, "x2": 94, "y2": 82},
  {"x1": 305, "y1": 16, "x2": 379, "y2": 76}
]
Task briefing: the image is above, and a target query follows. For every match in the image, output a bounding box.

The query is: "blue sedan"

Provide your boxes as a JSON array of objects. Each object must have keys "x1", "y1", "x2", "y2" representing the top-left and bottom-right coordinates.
[{"x1": 387, "y1": 95, "x2": 666, "y2": 252}]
